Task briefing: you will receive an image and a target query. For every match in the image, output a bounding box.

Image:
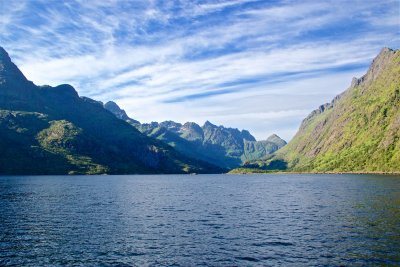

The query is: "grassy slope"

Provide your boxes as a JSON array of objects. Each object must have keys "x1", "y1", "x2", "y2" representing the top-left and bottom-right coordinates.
[
  {"x1": 274, "y1": 49, "x2": 400, "y2": 172},
  {"x1": 0, "y1": 111, "x2": 77, "y2": 174}
]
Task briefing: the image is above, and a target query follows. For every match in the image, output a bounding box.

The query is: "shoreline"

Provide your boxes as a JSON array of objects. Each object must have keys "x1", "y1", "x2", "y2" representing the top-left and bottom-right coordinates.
[
  {"x1": 228, "y1": 168, "x2": 400, "y2": 176},
  {"x1": 1, "y1": 171, "x2": 399, "y2": 176}
]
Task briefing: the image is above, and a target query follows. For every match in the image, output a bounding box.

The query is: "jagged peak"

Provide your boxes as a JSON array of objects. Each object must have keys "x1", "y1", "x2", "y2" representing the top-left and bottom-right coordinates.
[
  {"x1": 159, "y1": 121, "x2": 182, "y2": 132},
  {"x1": 267, "y1": 133, "x2": 280, "y2": 139},
  {"x1": 183, "y1": 121, "x2": 198, "y2": 126},
  {"x1": 180, "y1": 121, "x2": 204, "y2": 141},
  {"x1": 160, "y1": 120, "x2": 182, "y2": 127},
  {"x1": 203, "y1": 120, "x2": 217, "y2": 128},
  {"x1": 142, "y1": 121, "x2": 159, "y2": 127},
  {"x1": 0, "y1": 46, "x2": 10, "y2": 60},
  {"x1": 351, "y1": 47, "x2": 397, "y2": 88},
  {"x1": 378, "y1": 47, "x2": 395, "y2": 56},
  {"x1": 241, "y1": 129, "x2": 256, "y2": 141},
  {"x1": 0, "y1": 46, "x2": 29, "y2": 84},
  {"x1": 104, "y1": 100, "x2": 131, "y2": 121},
  {"x1": 365, "y1": 47, "x2": 396, "y2": 78},
  {"x1": 81, "y1": 96, "x2": 103, "y2": 107},
  {"x1": 183, "y1": 121, "x2": 202, "y2": 130},
  {"x1": 104, "y1": 101, "x2": 140, "y2": 124},
  {"x1": 266, "y1": 134, "x2": 287, "y2": 146},
  {"x1": 301, "y1": 48, "x2": 397, "y2": 129}
]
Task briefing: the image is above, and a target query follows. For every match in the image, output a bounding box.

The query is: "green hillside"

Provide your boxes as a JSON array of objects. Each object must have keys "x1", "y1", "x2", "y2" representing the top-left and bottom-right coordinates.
[{"x1": 264, "y1": 48, "x2": 400, "y2": 173}]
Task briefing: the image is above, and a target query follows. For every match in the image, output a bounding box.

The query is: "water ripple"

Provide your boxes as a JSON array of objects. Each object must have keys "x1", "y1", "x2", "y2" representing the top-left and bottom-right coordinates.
[{"x1": 0, "y1": 174, "x2": 399, "y2": 266}]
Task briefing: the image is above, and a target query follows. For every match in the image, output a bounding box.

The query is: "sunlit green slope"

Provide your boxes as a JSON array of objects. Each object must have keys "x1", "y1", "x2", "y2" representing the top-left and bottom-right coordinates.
[{"x1": 273, "y1": 48, "x2": 400, "y2": 172}]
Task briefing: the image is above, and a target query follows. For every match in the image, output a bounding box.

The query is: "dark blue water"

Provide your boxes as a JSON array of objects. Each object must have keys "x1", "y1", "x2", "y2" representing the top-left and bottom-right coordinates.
[{"x1": 0, "y1": 174, "x2": 399, "y2": 266}]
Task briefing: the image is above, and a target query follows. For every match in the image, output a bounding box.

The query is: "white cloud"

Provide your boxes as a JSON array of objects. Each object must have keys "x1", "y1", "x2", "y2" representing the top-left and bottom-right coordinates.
[
  {"x1": 1, "y1": 0, "x2": 398, "y2": 141},
  {"x1": 115, "y1": 68, "x2": 366, "y2": 141}
]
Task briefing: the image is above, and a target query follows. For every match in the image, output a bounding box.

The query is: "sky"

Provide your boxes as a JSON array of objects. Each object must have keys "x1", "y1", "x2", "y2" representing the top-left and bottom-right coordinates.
[{"x1": 0, "y1": 0, "x2": 399, "y2": 141}]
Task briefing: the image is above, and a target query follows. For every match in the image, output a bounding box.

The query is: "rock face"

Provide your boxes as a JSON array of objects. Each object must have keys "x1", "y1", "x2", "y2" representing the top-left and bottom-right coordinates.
[
  {"x1": 0, "y1": 47, "x2": 30, "y2": 86},
  {"x1": 104, "y1": 101, "x2": 139, "y2": 125},
  {"x1": 266, "y1": 134, "x2": 287, "y2": 148},
  {"x1": 105, "y1": 101, "x2": 286, "y2": 169},
  {"x1": 271, "y1": 48, "x2": 400, "y2": 172},
  {"x1": 0, "y1": 47, "x2": 222, "y2": 175},
  {"x1": 143, "y1": 121, "x2": 286, "y2": 168}
]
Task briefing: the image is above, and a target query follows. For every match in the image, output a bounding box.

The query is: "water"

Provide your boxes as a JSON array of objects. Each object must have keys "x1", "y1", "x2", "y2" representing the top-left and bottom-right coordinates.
[{"x1": 0, "y1": 174, "x2": 399, "y2": 266}]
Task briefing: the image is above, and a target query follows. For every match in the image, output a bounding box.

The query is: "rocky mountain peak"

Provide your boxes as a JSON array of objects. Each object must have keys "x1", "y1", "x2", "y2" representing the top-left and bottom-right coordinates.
[
  {"x1": 159, "y1": 121, "x2": 182, "y2": 132},
  {"x1": 104, "y1": 101, "x2": 139, "y2": 124},
  {"x1": 351, "y1": 47, "x2": 397, "y2": 88},
  {"x1": 0, "y1": 47, "x2": 10, "y2": 60},
  {"x1": 274, "y1": 47, "x2": 400, "y2": 172},
  {"x1": 267, "y1": 133, "x2": 279, "y2": 139},
  {"x1": 301, "y1": 48, "x2": 398, "y2": 130},
  {"x1": 241, "y1": 129, "x2": 256, "y2": 141},
  {"x1": 182, "y1": 122, "x2": 202, "y2": 133},
  {"x1": 203, "y1": 120, "x2": 217, "y2": 128},
  {"x1": 180, "y1": 122, "x2": 204, "y2": 141},
  {"x1": 364, "y1": 47, "x2": 396, "y2": 82},
  {"x1": 0, "y1": 46, "x2": 29, "y2": 85},
  {"x1": 266, "y1": 134, "x2": 287, "y2": 147},
  {"x1": 104, "y1": 100, "x2": 120, "y2": 110},
  {"x1": 104, "y1": 101, "x2": 129, "y2": 119}
]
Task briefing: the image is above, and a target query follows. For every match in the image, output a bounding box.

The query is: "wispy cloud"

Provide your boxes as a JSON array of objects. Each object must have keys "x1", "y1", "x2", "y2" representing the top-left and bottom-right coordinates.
[{"x1": 1, "y1": 0, "x2": 398, "y2": 140}]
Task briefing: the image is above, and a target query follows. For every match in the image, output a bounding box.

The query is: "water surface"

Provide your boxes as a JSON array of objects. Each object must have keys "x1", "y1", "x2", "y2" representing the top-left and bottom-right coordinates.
[{"x1": 1, "y1": 174, "x2": 399, "y2": 266}]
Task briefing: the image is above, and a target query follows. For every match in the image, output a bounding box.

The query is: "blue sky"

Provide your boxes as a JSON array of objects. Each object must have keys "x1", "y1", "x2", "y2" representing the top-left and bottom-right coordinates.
[{"x1": 1, "y1": 0, "x2": 399, "y2": 140}]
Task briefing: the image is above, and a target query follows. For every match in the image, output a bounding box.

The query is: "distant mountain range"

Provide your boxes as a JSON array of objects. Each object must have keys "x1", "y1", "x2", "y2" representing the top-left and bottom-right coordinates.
[
  {"x1": 0, "y1": 46, "x2": 283, "y2": 174},
  {"x1": 245, "y1": 48, "x2": 400, "y2": 173},
  {"x1": 103, "y1": 101, "x2": 286, "y2": 169},
  {"x1": 1, "y1": 45, "x2": 398, "y2": 175}
]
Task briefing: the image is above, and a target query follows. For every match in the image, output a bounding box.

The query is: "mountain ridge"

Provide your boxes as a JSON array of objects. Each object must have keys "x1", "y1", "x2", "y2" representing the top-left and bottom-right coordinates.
[
  {"x1": 0, "y1": 46, "x2": 223, "y2": 174},
  {"x1": 103, "y1": 101, "x2": 286, "y2": 168},
  {"x1": 253, "y1": 47, "x2": 400, "y2": 172}
]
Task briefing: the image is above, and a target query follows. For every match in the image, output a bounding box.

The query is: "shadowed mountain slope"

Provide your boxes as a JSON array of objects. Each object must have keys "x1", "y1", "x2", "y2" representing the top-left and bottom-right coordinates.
[{"x1": 0, "y1": 47, "x2": 222, "y2": 174}]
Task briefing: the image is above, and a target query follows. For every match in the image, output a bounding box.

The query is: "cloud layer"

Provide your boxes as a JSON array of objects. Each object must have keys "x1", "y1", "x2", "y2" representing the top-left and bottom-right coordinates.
[{"x1": 1, "y1": 0, "x2": 398, "y2": 140}]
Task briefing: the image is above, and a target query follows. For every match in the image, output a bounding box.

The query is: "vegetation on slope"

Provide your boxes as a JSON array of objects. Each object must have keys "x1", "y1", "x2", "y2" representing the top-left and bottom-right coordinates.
[
  {"x1": 104, "y1": 103, "x2": 287, "y2": 169},
  {"x1": 0, "y1": 47, "x2": 222, "y2": 174},
  {"x1": 261, "y1": 48, "x2": 400, "y2": 173}
]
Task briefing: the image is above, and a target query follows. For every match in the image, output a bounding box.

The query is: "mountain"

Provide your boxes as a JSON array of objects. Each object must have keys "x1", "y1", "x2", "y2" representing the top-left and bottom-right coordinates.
[
  {"x1": 260, "y1": 47, "x2": 400, "y2": 172},
  {"x1": 242, "y1": 135, "x2": 287, "y2": 162},
  {"x1": 104, "y1": 102, "x2": 286, "y2": 169},
  {"x1": 103, "y1": 101, "x2": 140, "y2": 125},
  {"x1": 0, "y1": 47, "x2": 222, "y2": 174}
]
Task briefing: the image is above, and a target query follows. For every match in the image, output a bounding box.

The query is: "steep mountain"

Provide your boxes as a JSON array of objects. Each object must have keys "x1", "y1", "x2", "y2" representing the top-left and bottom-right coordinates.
[
  {"x1": 104, "y1": 101, "x2": 140, "y2": 125},
  {"x1": 104, "y1": 102, "x2": 287, "y2": 168},
  {"x1": 242, "y1": 135, "x2": 287, "y2": 162},
  {"x1": 265, "y1": 47, "x2": 400, "y2": 172},
  {"x1": 0, "y1": 47, "x2": 222, "y2": 174}
]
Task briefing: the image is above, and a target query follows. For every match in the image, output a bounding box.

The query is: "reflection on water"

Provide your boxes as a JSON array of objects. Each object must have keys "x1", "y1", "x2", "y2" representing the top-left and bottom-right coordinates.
[{"x1": 0, "y1": 174, "x2": 399, "y2": 266}]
